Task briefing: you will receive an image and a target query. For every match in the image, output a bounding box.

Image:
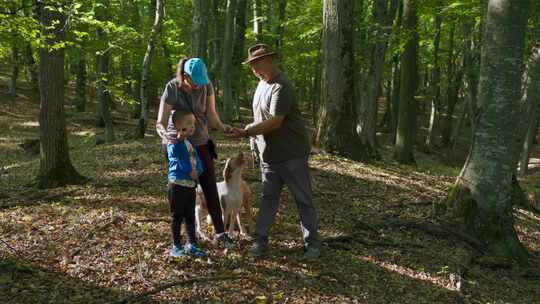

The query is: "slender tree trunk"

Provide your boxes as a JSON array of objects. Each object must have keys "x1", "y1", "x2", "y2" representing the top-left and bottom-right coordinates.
[
  {"x1": 9, "y1": 46, "x2": 19, "y2": 100},
  {"x1": 425, "y1": 2, "x2": 442, "y2": 150},
  {"x1": 447, "y1": 0, "x2": 529, "y2": 262},
  {"x1": 96, "y1": 0, "x2": 115, "y2": 142},
  {"x1": 191, "y1": 0, "x2": 208, "y2": 59},
  {"x1": 209, "y1": 0, "x2": 222, "y2": 96},
  {"x1": 275, "y1": 0, "x2": 287, "y2": 52},
  {"x1": 97, "y1": 48, "x2": 115, "y2": 142},
  {"x1": 24, "y1": 43, "x2": 39, "y2": 103},
  {"x1": 388, "y1": 0, "x2": 402, "y2": 144},
  {"x1": 394, "y1": 0, "x2": 417, "y2": 164},
  {"x1": 316, "y1": 0, "x2": 362, "y2": 160},
  {"x1": 356, "y1": 0, "x2": 390, "y2": 159},
  {"x1": 75, "y1": 52, "x2": 87, "y2": 112},
  {"x1": 232, "y1": 0, "x2": 247, "y2": 119},
  {"x1": 137, "y1": 0, "x2": 164, "y2": 138},
  {"x1": 253, "y1": 0, "x2": 262, "y2": 42},
  {"x1": 462, "y1": 22, "x2": 480, "y2": 131},
  {"x1": 519, "y1": 39, "x2": 540, "y2": 175},
  {"x1": 37, "y1": 2, "x2": 85, "y2": 188},
  {"x1": 221, "y1": 0, "x2": 236, "y2": 122},
  {"x1": 442, "y1": 23, "x2": 457, "y2": 147}
]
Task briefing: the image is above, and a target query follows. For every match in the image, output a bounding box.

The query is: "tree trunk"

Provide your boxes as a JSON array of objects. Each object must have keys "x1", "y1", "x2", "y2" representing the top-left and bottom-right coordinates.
[
  {"x1": 425, "y1": 2, "x2": 442, "y2": 151},
  {"x1": 253, "y1": 0, "x2": 262, "y2": 42},
  {"x1": 191, "y1": 0, "x2": 208, "y2": 59},
  {"x1": 232, "y1": 0, "x2": 247, "y2": 119},
  {"x1": 462, "y1": 22, "x2": 480, "y2": 131},
  {"x1": 316, "y1": 0, "x2": 362, "y2": 160},
  {"x1": 356, "y1": 0, "x2": 393, "y2": 160},
  {"x1": 9, "y1": 46, "x2": 19, "y2": 100},
  {"x1": 137, "y1": 0, "x2": 164, "y2": 138},
  {"x1": 221, "y1": 0, "x2": 236, "y2": 122},
  {"x1": 209, "y1": 0, "x2": 222, "y2": 96},
  {"x1": 24, "y1": 43, "x2": 39, "y2": 103},
  {"x1": 97, "y1": 48, "x2": 115, "y2": 142},
  {"x1": 37, "y1": 3, "x2": 85, "y2": 188},
  {"x1": 75, "y1": 52, "x2": 87, "y2": 112},
  {"x1": 96, "y1": 1, "x2": 115, "y2": 142},
  {"x1": 394, "y1": 0, "x2": 417, "y2": 164},
  {"x1": 519, "y1": 39, "x2": 540, "y2": 175},
  {"x1": 275, "y1": 0, "x2": 286, "y2": 52},
  {"x1": 447, "y1": 0, "x2": 529, "y2": 262},
  {"x1": 442, "y1": 23, "x2": 459, "y2": 147}
]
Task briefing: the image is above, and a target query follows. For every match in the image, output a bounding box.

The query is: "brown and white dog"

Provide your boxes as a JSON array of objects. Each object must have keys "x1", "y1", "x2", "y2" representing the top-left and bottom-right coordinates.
[{"x1": 195, "y1": 152, "x2": 253, "y2": 240}]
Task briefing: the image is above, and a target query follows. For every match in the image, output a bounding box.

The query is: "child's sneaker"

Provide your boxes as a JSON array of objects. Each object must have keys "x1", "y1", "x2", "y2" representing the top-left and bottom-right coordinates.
[
  {"x1": 170, "y1": 244, "x2": 185, "y2": 258},
  {"x1": 185, "y1": 243, "x2": 206, "y2": 257}
]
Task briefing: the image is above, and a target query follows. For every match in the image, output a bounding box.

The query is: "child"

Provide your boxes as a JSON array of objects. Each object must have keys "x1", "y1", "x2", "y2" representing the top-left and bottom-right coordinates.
[{"x1": 167, "y1": 110, "x2": 206, "y2": 257}]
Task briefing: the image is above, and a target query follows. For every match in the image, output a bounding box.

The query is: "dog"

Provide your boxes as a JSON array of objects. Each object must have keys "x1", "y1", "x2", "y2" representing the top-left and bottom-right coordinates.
[{"x1": 195, "y1": 152, "x2": 253, "y2": 240}]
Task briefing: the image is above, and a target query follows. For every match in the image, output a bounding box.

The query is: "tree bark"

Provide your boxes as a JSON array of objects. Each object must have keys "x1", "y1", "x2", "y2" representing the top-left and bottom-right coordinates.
[
  {"x1": 275, "y1": 0, "x2": 287, "y2": 52},
  {"x1": 37, "y1": 2, "x2": 85, "y2": 188},
  {"x1": 316, "y1": 0, "x2": 363, "y2": 160},
  {"x1": 519, "y1": 39, "x2": 540, "y2": 175},
  {"x1": 75, "y1": 52, "x2": 87, "y2": 112},
  {"x1": 9, "y1": 46, "x2": 19, "y2": 100},
  {"x1": 24, "y1": 43, "x2": 39, "y2": 103},
  {"x1": 356, "y1": 0, "x2": 393, "y2": 160},
  {"x1": 96, "y1": 0, "x2": 115, "y2": 142},
  {"x1": 209, "y1": 0, "x2": 222, "y2": 96},
  {"x1": 447, "y1": 0, "x2": 529, "y2": 262},
  {"x1": 425, "y1": 2, "x2": 442, "y2": 151},
  {"x1": 137, "y1": 0, "x2": 164, "y2": 138},
  {"x1": 232, "y1": 0, "x2": 247, "y2": 119},
  {"x1": 191, "y1": 0, "x2": 208, "y2": 59},
  {"x1": 253, "y1": 0, "x2": 262, "y2": 42},
  {"x1": 221, "y1": 0, "x2": 237, "y2": 122},
  {"x1": 394, "y1": 0, "x2": 417, "y2": 164}
]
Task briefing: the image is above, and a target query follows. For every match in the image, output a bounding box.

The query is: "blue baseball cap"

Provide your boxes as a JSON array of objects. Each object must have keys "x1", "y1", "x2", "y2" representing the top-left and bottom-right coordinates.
[{"x1": 184, "y1": 58, "x2": 209, "y2": 86}]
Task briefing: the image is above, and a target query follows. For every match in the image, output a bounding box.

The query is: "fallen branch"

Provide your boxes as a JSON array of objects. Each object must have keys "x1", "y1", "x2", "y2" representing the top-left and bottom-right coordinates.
[{"x1": 116, "y1": 275, "x2": 247, "y2": 304}]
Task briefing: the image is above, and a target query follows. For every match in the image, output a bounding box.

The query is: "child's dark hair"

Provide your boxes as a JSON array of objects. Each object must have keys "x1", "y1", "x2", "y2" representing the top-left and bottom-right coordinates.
[{"x1": 172, "y1": 110, "x2": 194, "y2": 126}]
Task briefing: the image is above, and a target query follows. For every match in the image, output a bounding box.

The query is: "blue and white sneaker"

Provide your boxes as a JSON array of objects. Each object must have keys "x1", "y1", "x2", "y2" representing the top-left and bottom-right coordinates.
[
  {"x1": 185, "y1": 243, "x2": 206, "y2": 257},
  {"x1": 170, "y1": 244, "x2": 185, "y2": 258}
]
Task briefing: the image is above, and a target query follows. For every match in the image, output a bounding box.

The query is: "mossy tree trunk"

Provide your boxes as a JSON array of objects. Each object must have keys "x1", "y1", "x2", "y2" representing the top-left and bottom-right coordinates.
[
  {"x1": 37, "y1": 2, "x2": 85, "y2": 188},
  {"x1": 447, "y1": 0, "x2": 529, "y2": 263}
]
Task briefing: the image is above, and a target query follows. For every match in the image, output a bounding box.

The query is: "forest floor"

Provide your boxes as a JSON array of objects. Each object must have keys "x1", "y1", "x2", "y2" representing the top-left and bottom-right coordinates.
[{"x1": 1, "y1": 77, "x2": 540, "y2": 303}]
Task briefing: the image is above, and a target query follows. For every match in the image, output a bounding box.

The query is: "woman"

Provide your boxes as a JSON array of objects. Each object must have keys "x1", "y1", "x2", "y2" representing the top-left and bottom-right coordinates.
[{"x1": 156, "y1": 57, "x2": 235, "y2": 248}]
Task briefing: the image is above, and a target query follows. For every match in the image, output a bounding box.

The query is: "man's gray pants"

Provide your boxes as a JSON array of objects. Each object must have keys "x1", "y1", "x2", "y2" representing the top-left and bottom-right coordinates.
[{"x1": 254, "y1": 156, "x2": 321, "y2": 248}]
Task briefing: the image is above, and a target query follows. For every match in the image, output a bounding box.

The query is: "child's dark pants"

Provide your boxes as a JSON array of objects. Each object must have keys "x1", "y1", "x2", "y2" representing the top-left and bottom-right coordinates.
[{"x1": 168, "y1": 183, "x2": 197, "y2": 246}]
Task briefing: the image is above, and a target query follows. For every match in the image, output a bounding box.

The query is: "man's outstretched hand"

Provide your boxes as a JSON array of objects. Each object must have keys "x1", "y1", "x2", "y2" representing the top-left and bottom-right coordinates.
[{"x1": 228, "y1": 127, "x2": 247, "y2": 138}]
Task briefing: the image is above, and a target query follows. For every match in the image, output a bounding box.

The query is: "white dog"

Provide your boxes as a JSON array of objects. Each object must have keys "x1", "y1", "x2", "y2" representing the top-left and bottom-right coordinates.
[{"x1": 195, "y1": 152, "x2": 253, "y2": 240}]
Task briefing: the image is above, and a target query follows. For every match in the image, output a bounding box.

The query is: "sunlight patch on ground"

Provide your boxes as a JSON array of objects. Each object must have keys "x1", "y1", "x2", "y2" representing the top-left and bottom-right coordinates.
[
  {"x1": 73, "y1": 130, "x2": 95, "y2": 136},
  {"x1": 19, "y1": 120, "x2": 39, "y2": 127},
  {"x1": 359, "y1": 256, "x2": 460, "y2": 292}
]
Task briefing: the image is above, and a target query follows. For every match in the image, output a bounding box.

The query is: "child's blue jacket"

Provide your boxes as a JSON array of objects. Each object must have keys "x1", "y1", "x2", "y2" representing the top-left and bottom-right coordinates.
[{"x1": 167, "y1": 140, "x2": 203, "y2": 181}]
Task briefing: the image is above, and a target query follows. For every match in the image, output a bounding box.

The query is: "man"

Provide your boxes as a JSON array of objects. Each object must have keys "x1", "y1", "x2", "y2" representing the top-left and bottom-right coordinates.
[{"x1": 230, "y1": 44, "x2": 321, "y2": 260}]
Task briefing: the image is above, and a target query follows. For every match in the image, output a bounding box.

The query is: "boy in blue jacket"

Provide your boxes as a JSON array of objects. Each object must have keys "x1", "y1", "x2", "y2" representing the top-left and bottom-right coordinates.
[{"x1": 167, "y1": 110, "x2": 205, "y2": 257}]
